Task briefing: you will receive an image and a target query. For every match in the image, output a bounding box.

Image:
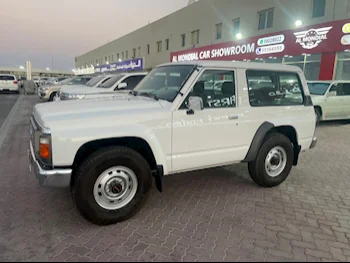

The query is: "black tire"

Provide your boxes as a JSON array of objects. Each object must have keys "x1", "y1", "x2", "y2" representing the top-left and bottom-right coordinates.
[
  {"x1": 49, "y1": 92, "x2": 57, "y2": 102},
  {"x1": 248, "y1": 133, "x2": 294, "y2": 188},
  {"x1": 72, "y1": 146, "x2": 152, "y2": 226},
  {"x1": 315, "y1": 107, "x2": 321, "y2": 126}
]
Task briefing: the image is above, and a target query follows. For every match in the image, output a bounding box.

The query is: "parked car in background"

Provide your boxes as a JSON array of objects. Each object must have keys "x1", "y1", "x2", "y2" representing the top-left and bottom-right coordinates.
[
  {"x1": 0, "y1": 74, "x2": 19, "y2": 93},
  {"x1": 38, "y1": 76, "x2": 93, "y2": 101},
  {"x1": 58, "y1": 72, "x2": 147, "y2": 101},
  {"x1": 308, "y1": 81, "x2": 350, "y2": 124},
  {"x1": 55, "y1": 74, "x2": 114, "y2": 100},
  {"x1": 29, "y1": 61, "x2": 317, "y2": 225}
]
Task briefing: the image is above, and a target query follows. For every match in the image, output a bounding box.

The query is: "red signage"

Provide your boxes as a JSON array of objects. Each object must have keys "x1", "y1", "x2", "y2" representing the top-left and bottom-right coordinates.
[{"x1": 170, "y1": 18, "x2": 350, "y2": 62}]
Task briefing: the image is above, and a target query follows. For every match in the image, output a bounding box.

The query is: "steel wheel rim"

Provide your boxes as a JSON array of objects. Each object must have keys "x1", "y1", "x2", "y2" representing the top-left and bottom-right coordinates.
[
  {"x1": 93, "y1": 166, "x2": 138, "y2": 210},
  {"x1": 265, "y1": 146, "x2": 287, "y2": 178}
]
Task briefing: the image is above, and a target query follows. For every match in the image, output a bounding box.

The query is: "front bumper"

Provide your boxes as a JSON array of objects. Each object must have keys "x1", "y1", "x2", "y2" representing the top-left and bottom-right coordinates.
[
  {"x1": 28, "y1": 141, "x2": 72, "y2": 188},
  {"x1": 310, "y1": 136, "x2": 317, "y2": 149}
]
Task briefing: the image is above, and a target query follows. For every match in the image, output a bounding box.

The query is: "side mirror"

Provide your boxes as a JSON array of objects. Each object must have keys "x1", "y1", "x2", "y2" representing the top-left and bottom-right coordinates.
[
  {"x1": 328, "y1": 91, "x2": 337, "y2": 97},
  {"x1": 187, "y1": 96, "x2": 203, "y2": 114},
  {"x1": 118, "y1": 82, "x2": 127, "y2": 90}
]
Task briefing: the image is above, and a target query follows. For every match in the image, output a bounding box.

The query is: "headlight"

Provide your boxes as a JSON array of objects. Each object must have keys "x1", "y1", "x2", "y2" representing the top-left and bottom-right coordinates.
[
  {"x1": 40, "y1": 86, "x2": 50, "y2": 91},
  {"x1": 68, "y1": 94, "x2": 86, "y2": 100}
]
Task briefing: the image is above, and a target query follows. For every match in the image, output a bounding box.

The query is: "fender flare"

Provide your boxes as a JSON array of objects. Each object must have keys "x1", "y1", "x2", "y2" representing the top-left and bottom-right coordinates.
[{"x1": 243, "y1": 121, "x2": 274, "y2": 163}]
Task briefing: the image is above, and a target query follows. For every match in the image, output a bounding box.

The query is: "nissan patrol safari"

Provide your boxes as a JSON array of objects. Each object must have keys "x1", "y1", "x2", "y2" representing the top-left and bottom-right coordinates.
[{"x1": 28, "y1": 61, "x2": 317, "y2": 225}]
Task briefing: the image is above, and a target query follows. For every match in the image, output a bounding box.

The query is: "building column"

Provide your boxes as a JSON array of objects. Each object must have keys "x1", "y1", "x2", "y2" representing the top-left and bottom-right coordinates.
[{"x1": 319, "y1": 52, "x2": 336, "y2": 80}]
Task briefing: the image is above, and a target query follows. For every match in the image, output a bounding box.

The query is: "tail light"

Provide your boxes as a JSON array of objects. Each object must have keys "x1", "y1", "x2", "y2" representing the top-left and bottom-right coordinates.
[
  {"x1": 39, "y1": 137, "x2": 51, "y2": 159},
  {"x1": 13, "y1": 81, "x2": 18, "y2": 84}
]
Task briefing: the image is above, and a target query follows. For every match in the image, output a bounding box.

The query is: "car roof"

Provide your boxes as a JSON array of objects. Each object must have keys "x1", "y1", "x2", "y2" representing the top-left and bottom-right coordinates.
[
  {"x1": 0, "y1": 74, "x2": 16, "y2": 76},
  {"x1": 158, "y1": 61, "x2": 303, "y2": 72}
]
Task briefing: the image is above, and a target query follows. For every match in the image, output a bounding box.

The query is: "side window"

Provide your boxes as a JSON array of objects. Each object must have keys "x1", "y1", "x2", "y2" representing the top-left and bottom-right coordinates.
[
  {"x1": 123, "y1": 76, "x2": 145, "y2": 90},
  {"x1": 247, "y1": 70, "x2": 304, "y2": 106},
  {"x1": 70, "y1": 78, "x2": 82, "y2": 84},
  {"x1": 181, "y1": 70, "x2": 236, "y2": 109},
  {"x1": 342, "y1": 83, "x2": 350, "y2": 96},
  {"x1": 329, "y1": 83, "x2": 345, "y2": 96}
]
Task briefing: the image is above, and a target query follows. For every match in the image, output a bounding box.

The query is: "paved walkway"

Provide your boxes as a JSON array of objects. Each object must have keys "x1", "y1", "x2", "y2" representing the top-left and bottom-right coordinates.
[{"x1": 1, "y1": 96, "x2": 350, "y2": 262}]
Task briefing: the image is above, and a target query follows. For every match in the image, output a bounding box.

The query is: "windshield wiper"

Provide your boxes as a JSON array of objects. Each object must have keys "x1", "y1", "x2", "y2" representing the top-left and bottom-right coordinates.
[
  {"x1": 129, "y1": 90, "x2": 138, "y2": 96},
  {"x1": 139, "y1": 92, "x2": 159, "y2": 101}
]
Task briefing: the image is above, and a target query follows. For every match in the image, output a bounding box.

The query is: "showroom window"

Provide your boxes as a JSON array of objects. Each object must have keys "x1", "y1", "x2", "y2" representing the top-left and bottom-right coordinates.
[
  {"x1": 181, "y1": 34, "x2": 186, "y2": 47},
  {"x1": 191, "y1": 30, "x2": 199, "y2": 46},
  {"x1": 258, "y1": 8, "x2": 274, "y2": 30},
  {"x1": 283, "y1": 54, "x2": 321, "y2": 80},
  {"x1": 117, "y1": 53, "x2": 119, "y2": 61},
  {"x1": 233, "y1": 18, "x2": 240, "y2": 35},
  {"x1": 216, "y1": 23, "x2": 222, "y2": 40},
  {"x1": 312, "y1": 0, "x2": 326, "y2": 18},
  {"x1": 335, "y1": 51, "x2": 350, "y2": 80}
]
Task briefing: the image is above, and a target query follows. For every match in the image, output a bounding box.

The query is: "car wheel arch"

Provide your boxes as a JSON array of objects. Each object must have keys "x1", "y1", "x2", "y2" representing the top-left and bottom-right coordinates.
[{"x1": 243, "y1": 122, "x2": 300, "y2": 166}]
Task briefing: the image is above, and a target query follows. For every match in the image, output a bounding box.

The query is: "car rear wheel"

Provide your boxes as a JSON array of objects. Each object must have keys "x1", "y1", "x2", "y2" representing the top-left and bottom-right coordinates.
[
  {"x1": 72, "y1": 146, "x2": 152, "y2": 225},
  {"x1": 248, "y1": 133, "x2": 294, "y2": 187}
]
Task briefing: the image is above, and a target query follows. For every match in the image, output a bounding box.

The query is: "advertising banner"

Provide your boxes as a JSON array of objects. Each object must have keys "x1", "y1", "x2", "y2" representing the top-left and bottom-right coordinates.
[
  {"x1": 94, "y1": 58, "x2": 143, "y2": 73},
  {"x1": 170, "y1": 18, "x2": 350, "y2": 62}
]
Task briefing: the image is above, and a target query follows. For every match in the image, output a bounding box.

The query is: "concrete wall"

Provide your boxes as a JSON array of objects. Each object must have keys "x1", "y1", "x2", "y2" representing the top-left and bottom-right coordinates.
[{"x1": 75, "y1": 0, "x2": 350, "y2": 69}]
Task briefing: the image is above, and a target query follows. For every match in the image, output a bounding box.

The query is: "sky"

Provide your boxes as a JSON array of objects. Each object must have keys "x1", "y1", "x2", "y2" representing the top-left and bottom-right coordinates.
[{"x1": 0, "y1": 0, "x2": 188, "y2": 71}]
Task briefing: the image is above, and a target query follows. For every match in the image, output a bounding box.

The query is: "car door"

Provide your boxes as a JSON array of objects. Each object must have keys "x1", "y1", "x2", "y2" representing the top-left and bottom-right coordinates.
[
  {"x1": 171, "y1": 69, "x2": 246, "y2": 173},
  {"x1": 325, "y1": 83, "x2": 346, "y2": 119},
  {"x1": 341, "y1": 83, "x2": 350, "y2": 119}
]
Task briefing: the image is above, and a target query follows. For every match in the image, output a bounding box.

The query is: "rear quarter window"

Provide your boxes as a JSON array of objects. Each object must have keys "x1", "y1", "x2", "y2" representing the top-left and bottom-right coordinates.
[
  {"x1": 246, "y1": 70, "x2": 304, "y2": 107},
  {"x1": 0, "y1": 75, "x2": 15, "y2": 81}
]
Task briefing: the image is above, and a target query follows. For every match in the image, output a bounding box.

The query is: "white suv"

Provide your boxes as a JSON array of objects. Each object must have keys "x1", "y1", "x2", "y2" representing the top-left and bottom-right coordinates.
[
  {"x1": 58, "y1": 72, "x2": 148, "y2": 101},
  {"x1": 0, "y1": 74, "x2": 19, "y2": 93},
  {"x1": 28, "y1": 61, "x2": 317, "y2": 225},
  {"x1": 308, "y1": 81, "x2": 350, "y2": 124}
]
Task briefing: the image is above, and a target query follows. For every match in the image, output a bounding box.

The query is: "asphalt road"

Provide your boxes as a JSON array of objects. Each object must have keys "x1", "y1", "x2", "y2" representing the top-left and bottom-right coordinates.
[{"x1": 0, "y1": 93, "x2": 19, "y2": 129}]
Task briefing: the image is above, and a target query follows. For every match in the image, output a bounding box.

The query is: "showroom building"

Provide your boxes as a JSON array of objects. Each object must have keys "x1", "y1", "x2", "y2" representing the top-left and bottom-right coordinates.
[{"x1": 75, "y1": 0, "x2": 350, "y2": 80}]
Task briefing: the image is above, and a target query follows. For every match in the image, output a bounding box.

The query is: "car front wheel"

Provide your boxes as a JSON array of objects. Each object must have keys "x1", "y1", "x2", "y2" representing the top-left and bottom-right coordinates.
[
  {"x1": 248, "y1": 133, "x2": 294, "y2": 188},
  {"x1": 72, "y1": 146, "x2": 152, "y2": 225}
]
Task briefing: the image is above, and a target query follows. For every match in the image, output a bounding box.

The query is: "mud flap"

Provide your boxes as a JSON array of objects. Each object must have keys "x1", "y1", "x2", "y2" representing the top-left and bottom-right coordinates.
[{"x1": 153, "y1": 165, "x2": 164, "y2": 193}]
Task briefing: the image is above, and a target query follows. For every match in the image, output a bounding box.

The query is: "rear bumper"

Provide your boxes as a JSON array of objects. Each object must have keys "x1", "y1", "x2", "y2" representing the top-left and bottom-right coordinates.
[
  {"x1": 28, "y1": 142, "x2": 72, "y2": 188},
  {"x1": 310, "y1": 136, "x2": 317, "y2": 149}
]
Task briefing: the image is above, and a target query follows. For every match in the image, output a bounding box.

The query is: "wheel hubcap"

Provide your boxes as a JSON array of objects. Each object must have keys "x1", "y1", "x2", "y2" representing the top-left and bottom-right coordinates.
[
  {"x1": 93, "y1": 166, "x2": 138, "y2": 210},
  {"x1": 265, "y1": 146, "x2": 287, "y2": 178}
]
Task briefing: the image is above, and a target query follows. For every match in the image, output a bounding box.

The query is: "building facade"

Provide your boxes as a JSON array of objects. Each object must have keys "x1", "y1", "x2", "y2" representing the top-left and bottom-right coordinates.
[
  {"x1": 75, "y1": 0, "x2": 350, "y2": 80},
  {"x1": 0, "y1": 67, "x2": 73, "y2": 79}
]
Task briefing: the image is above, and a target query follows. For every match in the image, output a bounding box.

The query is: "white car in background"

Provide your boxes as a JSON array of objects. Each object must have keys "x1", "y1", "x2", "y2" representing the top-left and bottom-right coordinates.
[
  {"x1": 0, "y1": 74, "x2": 19, "y2": 93},
  {"x1": 308, "y1": 81, "x2": 350, "y2": 124},
  {"x1": 58, "y1": 72, "x2": 148, "y2": 101}
]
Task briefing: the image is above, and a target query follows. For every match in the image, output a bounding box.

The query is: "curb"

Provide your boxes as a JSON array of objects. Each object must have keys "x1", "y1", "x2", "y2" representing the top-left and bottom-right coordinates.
[{"x1": 0, "y1": 95, "x2": 23, "y2": 150}]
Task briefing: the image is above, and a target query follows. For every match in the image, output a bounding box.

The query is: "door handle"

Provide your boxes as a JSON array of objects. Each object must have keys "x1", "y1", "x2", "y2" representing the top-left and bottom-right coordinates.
[{"x1": 228, "y1": 115, "x2": 239, "y2": 120}]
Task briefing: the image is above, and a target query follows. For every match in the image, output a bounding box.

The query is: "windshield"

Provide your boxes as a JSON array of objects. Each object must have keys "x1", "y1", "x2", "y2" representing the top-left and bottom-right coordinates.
[
  {"x1": 99, "y1": 74, "x2": 125, "y2": 88},
  {"x1": 133, "y1": 65, "x2": 195, "y2": 102},
  {"x1": 307, "y1": 82, "x2": 330, "y2": 95},
  {"x1": 58, "y1": 78, "x2": 73, "y2": 85},
  {"x1": 86, "y1": 75, "x2": 105, "y2": 87}
]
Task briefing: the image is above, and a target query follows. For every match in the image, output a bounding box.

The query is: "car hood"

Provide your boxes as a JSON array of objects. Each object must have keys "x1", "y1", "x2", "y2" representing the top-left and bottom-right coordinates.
[
  {"x1": 33, "y1": 95, "x2": 170, "y2": 129},
  {"x1": 60, "y1": 85, "x2": 92, "y2": 94},
  {"x1": 310, "y1": 95, "x2": 325, "y2": 103}
]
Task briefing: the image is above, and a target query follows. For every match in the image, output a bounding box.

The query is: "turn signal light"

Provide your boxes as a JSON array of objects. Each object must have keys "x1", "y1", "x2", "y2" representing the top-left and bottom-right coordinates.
[{"x1": 39, "y1": 137, "x2": 50, "y2": 159}]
